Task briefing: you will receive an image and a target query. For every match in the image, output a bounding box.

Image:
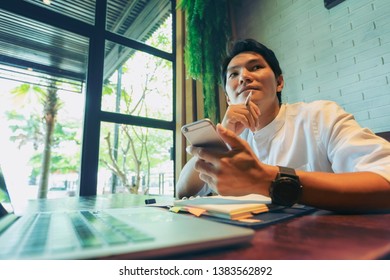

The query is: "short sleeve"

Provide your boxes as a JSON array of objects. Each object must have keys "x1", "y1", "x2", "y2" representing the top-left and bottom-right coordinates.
[{"x1": 316, "y1": 101, "x2": 390, "y2": 182}]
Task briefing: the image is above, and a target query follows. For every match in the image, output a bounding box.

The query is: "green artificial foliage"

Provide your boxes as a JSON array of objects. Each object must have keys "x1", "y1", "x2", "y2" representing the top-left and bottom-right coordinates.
[{"x1": 177, "y1": 0, "x2": 231, "y2": 123}]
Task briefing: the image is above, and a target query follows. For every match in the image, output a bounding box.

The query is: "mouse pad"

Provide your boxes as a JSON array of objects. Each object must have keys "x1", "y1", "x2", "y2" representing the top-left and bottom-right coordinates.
[{"x1": 203, "y1": 204, "x2": 317, "y2": 229}]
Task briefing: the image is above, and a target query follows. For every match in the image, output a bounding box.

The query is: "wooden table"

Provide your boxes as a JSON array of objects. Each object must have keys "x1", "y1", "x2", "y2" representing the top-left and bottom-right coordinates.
[
  {"x1": 180, "y1": 209, "x2": 390, "y2": 260},
  {"x1": 27, "y1": 193, "x2": 390, "y2": 260}
]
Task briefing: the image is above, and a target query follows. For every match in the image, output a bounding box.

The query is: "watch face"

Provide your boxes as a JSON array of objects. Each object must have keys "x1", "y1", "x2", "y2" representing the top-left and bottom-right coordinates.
[{"x1": 271, "y1": 177, "x2": 302, "y2": 206}]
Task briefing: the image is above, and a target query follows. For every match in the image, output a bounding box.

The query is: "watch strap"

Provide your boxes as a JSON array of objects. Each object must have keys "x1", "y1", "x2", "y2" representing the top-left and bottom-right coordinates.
[{"x1": 277, "y1": 166, "x2": 298, "y2": 179}]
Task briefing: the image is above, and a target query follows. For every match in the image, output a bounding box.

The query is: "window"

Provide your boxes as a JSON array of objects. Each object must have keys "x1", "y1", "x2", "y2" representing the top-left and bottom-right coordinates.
[{"x1": 0, "y1": 0, "x2": 175, "y2": 199}]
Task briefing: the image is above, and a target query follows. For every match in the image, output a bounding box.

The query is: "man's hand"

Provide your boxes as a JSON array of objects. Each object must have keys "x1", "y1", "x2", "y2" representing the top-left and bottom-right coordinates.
[
  {"x1": 186, "y1": 124, "x2": 277, "y2": 196},
  {"x1": 221, "y1": 98, "x2": 261, "y2": 135}
]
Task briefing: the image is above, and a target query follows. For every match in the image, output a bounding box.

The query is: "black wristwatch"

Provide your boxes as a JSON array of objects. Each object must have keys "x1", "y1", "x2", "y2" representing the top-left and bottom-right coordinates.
[{"x1": 269, "y1": 166, "x2": 302, "y2": 207}]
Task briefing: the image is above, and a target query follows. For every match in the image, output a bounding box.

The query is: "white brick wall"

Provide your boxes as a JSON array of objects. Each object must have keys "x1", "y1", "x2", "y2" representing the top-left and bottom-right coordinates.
[{"x1": 233, "y1": 0, "x2": 390, "y2": 133}]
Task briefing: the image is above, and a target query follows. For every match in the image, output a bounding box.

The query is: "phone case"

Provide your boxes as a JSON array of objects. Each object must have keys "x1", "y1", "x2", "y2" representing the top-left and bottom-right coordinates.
[{"x1": 181, "y1": 119, "x2": 229, "y2": 151}]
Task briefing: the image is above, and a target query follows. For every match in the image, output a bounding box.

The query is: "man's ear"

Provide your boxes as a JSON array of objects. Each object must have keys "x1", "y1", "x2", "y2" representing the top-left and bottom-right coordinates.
[{"x1": 276, "y1": 75, "x2": 284, "y2": 92}]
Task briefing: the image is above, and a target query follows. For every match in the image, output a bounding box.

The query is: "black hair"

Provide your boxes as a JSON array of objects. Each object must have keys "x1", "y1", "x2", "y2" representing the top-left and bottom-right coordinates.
[{"x1": 221, "y1": 39, "x2": 283, "y2": 104}]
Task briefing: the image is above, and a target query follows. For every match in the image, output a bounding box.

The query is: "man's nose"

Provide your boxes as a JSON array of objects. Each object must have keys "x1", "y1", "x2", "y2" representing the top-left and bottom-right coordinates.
[{"x1": 239, "y1": 69, "x2": 251, "y2": 84}]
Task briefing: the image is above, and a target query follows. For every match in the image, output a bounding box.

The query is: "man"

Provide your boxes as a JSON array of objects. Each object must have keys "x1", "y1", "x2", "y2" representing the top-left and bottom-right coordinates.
[{"x1": 176, "y1": 39, "x2": 390, "y2": 212}]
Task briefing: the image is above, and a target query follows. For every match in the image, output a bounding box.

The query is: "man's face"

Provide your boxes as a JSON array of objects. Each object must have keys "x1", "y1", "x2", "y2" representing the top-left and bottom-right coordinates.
[{"x1": 225, "y1": 51, "x2": 283, "y2": 107}]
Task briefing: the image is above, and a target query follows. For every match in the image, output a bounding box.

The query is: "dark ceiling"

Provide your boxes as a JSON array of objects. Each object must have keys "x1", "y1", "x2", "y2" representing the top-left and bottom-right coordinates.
[{"x1": 0, "y1": 0, "x2": 172, "y2": 85}]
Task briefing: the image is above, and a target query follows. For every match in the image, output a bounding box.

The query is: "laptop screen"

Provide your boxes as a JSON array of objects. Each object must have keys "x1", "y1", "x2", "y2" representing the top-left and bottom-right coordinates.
[{"x1": 0, "y1": 164, "x2": 14, "y2": 216}]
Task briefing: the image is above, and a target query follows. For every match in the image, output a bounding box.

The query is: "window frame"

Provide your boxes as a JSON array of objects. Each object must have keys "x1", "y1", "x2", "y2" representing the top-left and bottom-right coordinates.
[{"x1": 0, "y1": 0, "x2": 177, "y2": 197}]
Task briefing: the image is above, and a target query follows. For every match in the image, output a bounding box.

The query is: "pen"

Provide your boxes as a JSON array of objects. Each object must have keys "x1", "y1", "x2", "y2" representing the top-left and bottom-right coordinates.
[{"x1": 245, "y1": 91, "x2": 252, "y2": 106}]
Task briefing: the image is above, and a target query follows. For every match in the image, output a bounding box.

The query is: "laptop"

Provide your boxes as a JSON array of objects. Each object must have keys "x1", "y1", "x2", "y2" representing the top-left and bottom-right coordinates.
[{"x1": 0, "y1": 164, "x2": 254, "y2": 260}]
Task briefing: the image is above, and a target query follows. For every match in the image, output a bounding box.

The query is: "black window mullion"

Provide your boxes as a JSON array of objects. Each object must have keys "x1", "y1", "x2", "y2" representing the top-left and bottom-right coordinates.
[
  {"x1": 100, "y1": 111, "x2": 175, "y2": 131},
  {"x1": 79, "y1": 0, "x2": 107, "y2": 196},
  {"x1": 105, "y1": 30, "x2": 173, "y2": 61}
]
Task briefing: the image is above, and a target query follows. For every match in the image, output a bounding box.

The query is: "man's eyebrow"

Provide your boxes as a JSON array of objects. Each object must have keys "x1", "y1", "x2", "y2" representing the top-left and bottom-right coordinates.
[{"x1": 226, "y1": 65, "x2": 239, "y2": 72}]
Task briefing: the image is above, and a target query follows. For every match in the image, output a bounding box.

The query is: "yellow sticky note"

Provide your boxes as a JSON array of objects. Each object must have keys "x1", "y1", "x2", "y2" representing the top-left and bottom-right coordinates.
[
  {"x1": 169, "y1": 206, "x2": 182, "y2": 213},
  {"x1": 186, "y1": 207, "x2": 206, "y2": 217}
]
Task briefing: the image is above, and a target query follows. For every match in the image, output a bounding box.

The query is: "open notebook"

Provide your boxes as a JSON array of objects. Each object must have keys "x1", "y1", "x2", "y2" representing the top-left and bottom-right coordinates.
[
  {"x1": 172, "y1": 194, "x2": 316, "y2": 229},
  {"x1": 172, "y1": 194, "x2": 274, "y2": 220},
  {"x1": 0, "y1": 164, "x2": 254, "y2": 260}
]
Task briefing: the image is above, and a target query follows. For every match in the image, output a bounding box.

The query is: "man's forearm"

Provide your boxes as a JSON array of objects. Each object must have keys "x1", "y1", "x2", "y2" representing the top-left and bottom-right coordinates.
[
  {"x1": 298, "y1": 171, "x2": 390, "y2": 212},
  {"x1": 176, "y1": 157, "x2": 204, "y2": 198}
]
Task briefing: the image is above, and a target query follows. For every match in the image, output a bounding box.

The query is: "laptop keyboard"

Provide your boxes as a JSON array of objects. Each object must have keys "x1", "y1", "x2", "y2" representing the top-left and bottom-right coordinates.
[
  {"x1": 0, "y1": 210, "x2": 154, "y2": 258},
  {"x1": 21, "y1": 213, "x2": 51, "y2": 255}
]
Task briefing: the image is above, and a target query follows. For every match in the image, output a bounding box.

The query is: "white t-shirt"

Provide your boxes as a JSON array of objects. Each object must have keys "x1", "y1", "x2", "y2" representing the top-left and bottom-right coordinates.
[{"x1": 198, "y1": 100, "x2": 390, "y2": 195}]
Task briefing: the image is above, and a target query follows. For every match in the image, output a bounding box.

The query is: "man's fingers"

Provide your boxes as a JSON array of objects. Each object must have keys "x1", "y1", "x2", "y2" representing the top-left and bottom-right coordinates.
[
  {"x1": 194, "y1": 158, "x2": 218, "y2": 173},
  {"x1": 249, "y1": 102, "x2": 261, "y2": 130},
  {"x1": 216, "y1": 124, "x2": 246, "y2": 151},
  {"x1": 187, "y1": 146, "x2": 224, "y2": 169}
]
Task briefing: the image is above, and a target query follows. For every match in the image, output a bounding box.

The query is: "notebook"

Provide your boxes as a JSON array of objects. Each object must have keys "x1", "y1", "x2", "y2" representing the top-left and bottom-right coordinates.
[
  {"x1": 0, "y1": 164, "x2": 254, "y2": 260},
  {"x1": 171, "y1": 194, "x2": 316, "y2": 229}
]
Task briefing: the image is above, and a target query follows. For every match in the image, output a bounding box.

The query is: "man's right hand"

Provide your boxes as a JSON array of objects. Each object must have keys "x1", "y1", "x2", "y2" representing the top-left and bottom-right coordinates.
[{"x1": 221, "y1": 100, "x2": 261, "y2": 134}]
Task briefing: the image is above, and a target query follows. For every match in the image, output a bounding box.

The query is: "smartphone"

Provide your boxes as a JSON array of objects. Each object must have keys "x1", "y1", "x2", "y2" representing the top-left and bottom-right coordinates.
[{"x1": 181, "y1": 119, "x2": 230, "y2": 152}]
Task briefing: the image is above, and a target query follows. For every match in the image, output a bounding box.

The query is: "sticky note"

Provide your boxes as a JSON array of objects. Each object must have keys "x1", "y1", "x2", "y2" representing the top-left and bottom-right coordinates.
[
  {"x1": 169, "y1": 206, "x2": 182, "y2": 213},
  {"x1": 186, "y1": 207, "x2": 206, "y2": 217}
]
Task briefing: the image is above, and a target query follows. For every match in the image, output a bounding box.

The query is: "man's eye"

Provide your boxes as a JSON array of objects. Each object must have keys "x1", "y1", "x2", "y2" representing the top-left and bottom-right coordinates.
[
  {"x1": 228, "y1": 72, "x2": 237, "y2": 78},
  {"x1": 252, "y1": 65, "x2": 261, "y2": 70}
]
